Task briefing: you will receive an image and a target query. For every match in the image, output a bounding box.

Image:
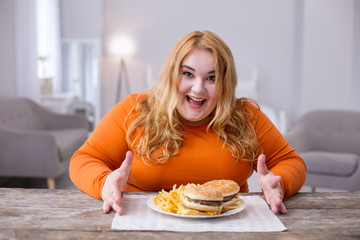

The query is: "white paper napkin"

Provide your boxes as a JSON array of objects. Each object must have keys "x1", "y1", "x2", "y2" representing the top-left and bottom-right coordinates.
[{"x1": 111, "y1": 194, "x2": 286, "y2": 232}]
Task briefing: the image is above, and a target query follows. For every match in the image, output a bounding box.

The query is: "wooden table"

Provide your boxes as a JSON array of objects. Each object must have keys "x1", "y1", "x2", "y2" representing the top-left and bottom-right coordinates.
[{"x1": 0, "y1": 188, "x2": 359, "y2": 239}]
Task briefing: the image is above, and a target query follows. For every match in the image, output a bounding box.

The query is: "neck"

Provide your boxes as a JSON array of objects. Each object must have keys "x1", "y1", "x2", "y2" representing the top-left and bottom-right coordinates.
[{"x1": 178, "y1": 113, "x2": 214, "y2": 127}]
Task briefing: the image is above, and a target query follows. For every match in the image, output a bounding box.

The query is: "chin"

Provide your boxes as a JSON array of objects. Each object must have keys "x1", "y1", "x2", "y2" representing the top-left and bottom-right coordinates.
[{"x1": 183, "y1": 115, "x2": 211, "y2": 126}]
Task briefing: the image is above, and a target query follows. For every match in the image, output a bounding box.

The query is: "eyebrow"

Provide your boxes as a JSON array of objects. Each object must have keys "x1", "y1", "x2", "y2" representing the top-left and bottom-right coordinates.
[{"x1": 181, "y1": 65, "x2": 215, "y2": 74}]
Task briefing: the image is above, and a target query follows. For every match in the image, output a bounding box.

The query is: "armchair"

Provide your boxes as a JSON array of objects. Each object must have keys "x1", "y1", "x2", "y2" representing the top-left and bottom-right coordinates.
[
  {"x1": 285, "y1": 110, "x2": 360, "y2": 191},
  {"x1": 0, "y1": 97, "x2": 89, "y2": 189}
]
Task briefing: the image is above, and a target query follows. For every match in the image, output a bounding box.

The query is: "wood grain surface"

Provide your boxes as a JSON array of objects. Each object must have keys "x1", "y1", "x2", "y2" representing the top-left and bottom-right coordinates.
[{"x1": 0, "y1": 188, "x2": 359, "y2": 240}]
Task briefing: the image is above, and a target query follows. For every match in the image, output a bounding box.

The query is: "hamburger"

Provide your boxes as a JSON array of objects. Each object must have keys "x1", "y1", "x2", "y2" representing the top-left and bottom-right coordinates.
[
  {"x1": 181, "y1": 184, "x2": 223, "y2": 215},
  {"x1": 203, "y1": 179, "x2": 242, "y2": 212}
]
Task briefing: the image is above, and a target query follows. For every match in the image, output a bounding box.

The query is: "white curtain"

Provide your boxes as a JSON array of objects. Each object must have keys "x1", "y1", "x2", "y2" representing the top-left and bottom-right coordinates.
[
  {"x1": 36, "y1": 0, "x2": 62, "y2": 95},
  {"x1": 13, "y1": 0, "x2": 61, "y2": 102},
  {"x1": 14, "y1": 0, "x2": 40, "y2": 101}
]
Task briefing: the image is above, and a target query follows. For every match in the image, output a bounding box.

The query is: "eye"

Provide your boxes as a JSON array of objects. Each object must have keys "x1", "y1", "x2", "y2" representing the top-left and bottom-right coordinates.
[
  {"x1": 207, "y1": 75, "x2": 215, "y2": 81},
  {"x1": 183, "y1": 71, "x2": 194, "y2": 78}
]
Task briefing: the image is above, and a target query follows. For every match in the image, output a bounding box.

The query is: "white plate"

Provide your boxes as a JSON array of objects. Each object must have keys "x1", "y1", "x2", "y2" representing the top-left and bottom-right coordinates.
[{"x1": 147, "y1": 196, "x2": 245, "y2": 219}]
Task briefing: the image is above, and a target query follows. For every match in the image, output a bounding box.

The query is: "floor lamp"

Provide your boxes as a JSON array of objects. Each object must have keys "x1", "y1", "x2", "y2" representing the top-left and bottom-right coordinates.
[
  {"x1": 116, "y1": 58, "x2": 131, "y2": 103},
  {"x1": 108, "y1": 34, "x2": 135, "y2": 103}
]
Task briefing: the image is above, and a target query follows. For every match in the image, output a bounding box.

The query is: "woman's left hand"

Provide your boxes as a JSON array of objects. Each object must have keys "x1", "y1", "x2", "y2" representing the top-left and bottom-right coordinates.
[{"x1": 257, "y1": 154, "x2": 287, "y2": 214}]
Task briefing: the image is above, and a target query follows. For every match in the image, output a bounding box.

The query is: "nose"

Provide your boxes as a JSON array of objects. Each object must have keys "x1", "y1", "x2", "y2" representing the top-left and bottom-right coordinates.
[{"x1": 191, "y1": 78, "x2": 206, "y2": 94}]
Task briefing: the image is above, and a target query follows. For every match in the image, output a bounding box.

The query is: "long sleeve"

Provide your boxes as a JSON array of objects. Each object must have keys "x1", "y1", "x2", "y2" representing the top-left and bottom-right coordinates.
[
  {"x1": 250, "y1": 104, "x2": 306, "y2": 200},
  {"x1": 69, "y1": 94, "x2": 139, "y2": 199},
  {"x1": 70, "y1": 95, "x2": 306, "y2": 200}
]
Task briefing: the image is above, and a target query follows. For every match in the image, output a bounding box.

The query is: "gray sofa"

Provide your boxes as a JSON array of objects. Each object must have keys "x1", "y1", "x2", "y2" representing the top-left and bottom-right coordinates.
[
  {"x1": 0, "y1": 97, "x2": 89, "y2": 189},
  {"x1": 285, "y1": 110, "x2": 360, "y2": 191}
]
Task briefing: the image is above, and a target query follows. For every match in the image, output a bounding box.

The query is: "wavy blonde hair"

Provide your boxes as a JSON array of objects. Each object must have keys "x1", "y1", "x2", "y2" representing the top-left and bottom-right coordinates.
[{"x1": 126, "y1": 31, "x2": 262, "y2": 164}]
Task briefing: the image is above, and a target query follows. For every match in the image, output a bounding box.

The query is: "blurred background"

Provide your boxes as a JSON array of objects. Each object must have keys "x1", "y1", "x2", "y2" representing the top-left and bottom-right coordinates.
[{"x1": 0, "y1": 0, "x2": 359, "y2": 192}]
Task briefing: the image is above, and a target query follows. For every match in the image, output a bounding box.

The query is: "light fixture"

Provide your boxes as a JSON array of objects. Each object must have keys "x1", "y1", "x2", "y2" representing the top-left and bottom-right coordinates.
[
  {"x1": 107, "y1": 34, "x2": 135, "y2": 102},
  {"x1": 108, "y1": 34, "x2": 135, "y2": 57}
]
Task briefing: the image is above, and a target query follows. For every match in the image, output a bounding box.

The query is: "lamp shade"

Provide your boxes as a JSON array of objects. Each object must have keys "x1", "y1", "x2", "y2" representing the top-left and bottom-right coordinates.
[{"x1": 107, "y1": 34, "x2": 135, "y2": 57}]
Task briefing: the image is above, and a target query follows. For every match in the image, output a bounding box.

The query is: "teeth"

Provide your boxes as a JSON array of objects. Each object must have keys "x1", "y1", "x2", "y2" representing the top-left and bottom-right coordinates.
[{"x1": 189, "y1": 96, "x2": 205, "y2": 102}]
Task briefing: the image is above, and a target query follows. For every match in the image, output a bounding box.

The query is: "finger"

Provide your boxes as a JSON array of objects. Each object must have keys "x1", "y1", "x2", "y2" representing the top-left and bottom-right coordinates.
[
  {"x1": 273, "y1": 195, "x2": 287, "y2": 214},
  {"x1": 112, "y1": 202, "x2": 123, "y2": 215},
  {"x1": 279, "y1": 202, "x2": 287, "y2": 214},
  {"x1": 103, "y1": 201, "x2": 111, "y2": 214},
  {"x1": 108, "y1": 197, "x2": 123, "y2": 215},
  {"x1": 257, "y1": 154, "x2": 268, "y2": 175},
  {"x1": 106, "y1": 200, "x2": 122, "y2": 215},
  {"x1": 268, "y1": 197, "x2": 279, "y2": 213},
  {"x1": 117, "y1": 151, "x2": 133, "y2": 178},
  {"x1": 112, "y1": 190, "x2": 124, "y2": 215},
  {"x1": 103, "y1": 197, "x2": 123, "y2": 215},
  {"x1": 271, "y1": 204, "x2": 279, "y2": 214},
  {"x1": 272, "y1": 201, "x2": 287, "y2": 214},
  {"x1": 269, "y1": 175, "x2": 282, "y2": 188},
  {"x1": 270, "y1": 195, "x2": 285, "y2": 214}
]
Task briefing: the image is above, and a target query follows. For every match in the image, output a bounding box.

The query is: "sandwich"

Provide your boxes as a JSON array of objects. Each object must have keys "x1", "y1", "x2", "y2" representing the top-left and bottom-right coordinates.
[
  {"x1": 203, "y1": 179, "x2": 243, "y2": 212},
  {"x1": 181, "y1": 184, "x2": 223, "y2": 215}
]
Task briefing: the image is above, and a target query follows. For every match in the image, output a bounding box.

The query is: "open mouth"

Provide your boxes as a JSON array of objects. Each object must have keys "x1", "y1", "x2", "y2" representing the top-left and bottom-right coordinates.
[{"x1": 187, "y1": 96, "x2": 206, "y2": 106}]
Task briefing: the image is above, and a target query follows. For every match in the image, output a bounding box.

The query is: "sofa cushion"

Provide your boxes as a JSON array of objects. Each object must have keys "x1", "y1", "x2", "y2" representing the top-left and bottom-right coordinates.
[
  {"x1": 299, "y1": 110, "x2": 360, "y2": 155},
  {"x1": 0, "y1": 98, "x2": 43, "y2": 130},
  {"x1": 46, "y1": 129, "x2": 88, "y2": 161},
  {"x1": 301, "y1": 151, "x2": 359, "y2": 176}
]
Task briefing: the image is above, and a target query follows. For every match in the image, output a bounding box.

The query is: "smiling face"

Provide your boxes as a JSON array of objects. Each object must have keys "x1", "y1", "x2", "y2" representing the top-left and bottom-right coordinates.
[{"x1": 176, "y1": 48, "x2": 218, "y2": 126}]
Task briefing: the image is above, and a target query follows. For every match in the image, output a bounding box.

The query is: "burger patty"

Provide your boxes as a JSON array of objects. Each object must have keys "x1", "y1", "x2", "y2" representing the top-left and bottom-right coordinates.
[
  {"x1": 184, "y1": 197, "x2": 223, "y2": 206},
  {"x1": 223, "y1": 193, "x2": 239, "y2": 202}
]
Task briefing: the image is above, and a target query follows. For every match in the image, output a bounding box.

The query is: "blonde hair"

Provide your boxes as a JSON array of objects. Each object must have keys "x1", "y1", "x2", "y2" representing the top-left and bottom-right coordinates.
[{"x1": 126, "y1": 31, "x2": 262, "y2": 164}]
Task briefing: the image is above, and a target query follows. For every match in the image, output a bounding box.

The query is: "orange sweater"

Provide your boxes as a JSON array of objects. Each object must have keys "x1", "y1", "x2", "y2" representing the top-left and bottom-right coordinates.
[{"x1": 70, "y1": 93, "x2": 306, "y2": 200}]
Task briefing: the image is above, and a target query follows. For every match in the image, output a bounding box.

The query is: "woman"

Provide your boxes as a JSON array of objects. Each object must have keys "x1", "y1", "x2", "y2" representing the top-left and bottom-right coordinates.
[{"x1": 70, "y1": 31, "x2": 306, "y2": 215}]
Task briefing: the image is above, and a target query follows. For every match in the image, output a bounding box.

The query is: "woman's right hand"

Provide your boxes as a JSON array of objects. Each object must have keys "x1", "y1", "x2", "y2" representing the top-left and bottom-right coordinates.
[{"x1": 101, "y1": 151, "x2": 133, "y2": 215}]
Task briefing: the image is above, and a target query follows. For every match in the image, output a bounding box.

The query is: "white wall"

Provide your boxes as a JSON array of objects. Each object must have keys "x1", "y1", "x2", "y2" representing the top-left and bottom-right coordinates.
[
  {"x1": 60, "y1": 0, "x2": 102, "y2": 40},
  {"x1": 101, "y1": 0, "x2": 360, "y2": 128},
  {"x1": 1, "y1": 0, "x2": 358, "y2": 129},
  {"x1": 300, "y1": 0, "x2": 358, "y2": 116},
  {"x1": 102, "y1": 0, "x2": 299, "y2": 122},
  {"x1": 354, "y1": 1, "x2": 360, "y2": 108}
]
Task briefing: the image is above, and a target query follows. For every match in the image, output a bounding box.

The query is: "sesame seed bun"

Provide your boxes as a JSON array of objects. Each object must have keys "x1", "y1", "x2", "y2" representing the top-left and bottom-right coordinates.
[
  {"x1": 181, "y1": 184, "x2": 223, "y2": 214},
  {"x1": 203, "y1": 180, "x2": 241, "y2": 211},
  {"x1": 183, "y1": 184, "x2": 223, "y2": 200},
  {"x1": 202, "y1": 179, "x2": 240, "y2": 197}
]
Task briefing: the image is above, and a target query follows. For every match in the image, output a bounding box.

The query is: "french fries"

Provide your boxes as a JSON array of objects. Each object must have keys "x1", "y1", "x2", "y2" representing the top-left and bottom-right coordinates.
[{"x1": 153, "y1": 184, "x2": 193, "y2": 215}]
